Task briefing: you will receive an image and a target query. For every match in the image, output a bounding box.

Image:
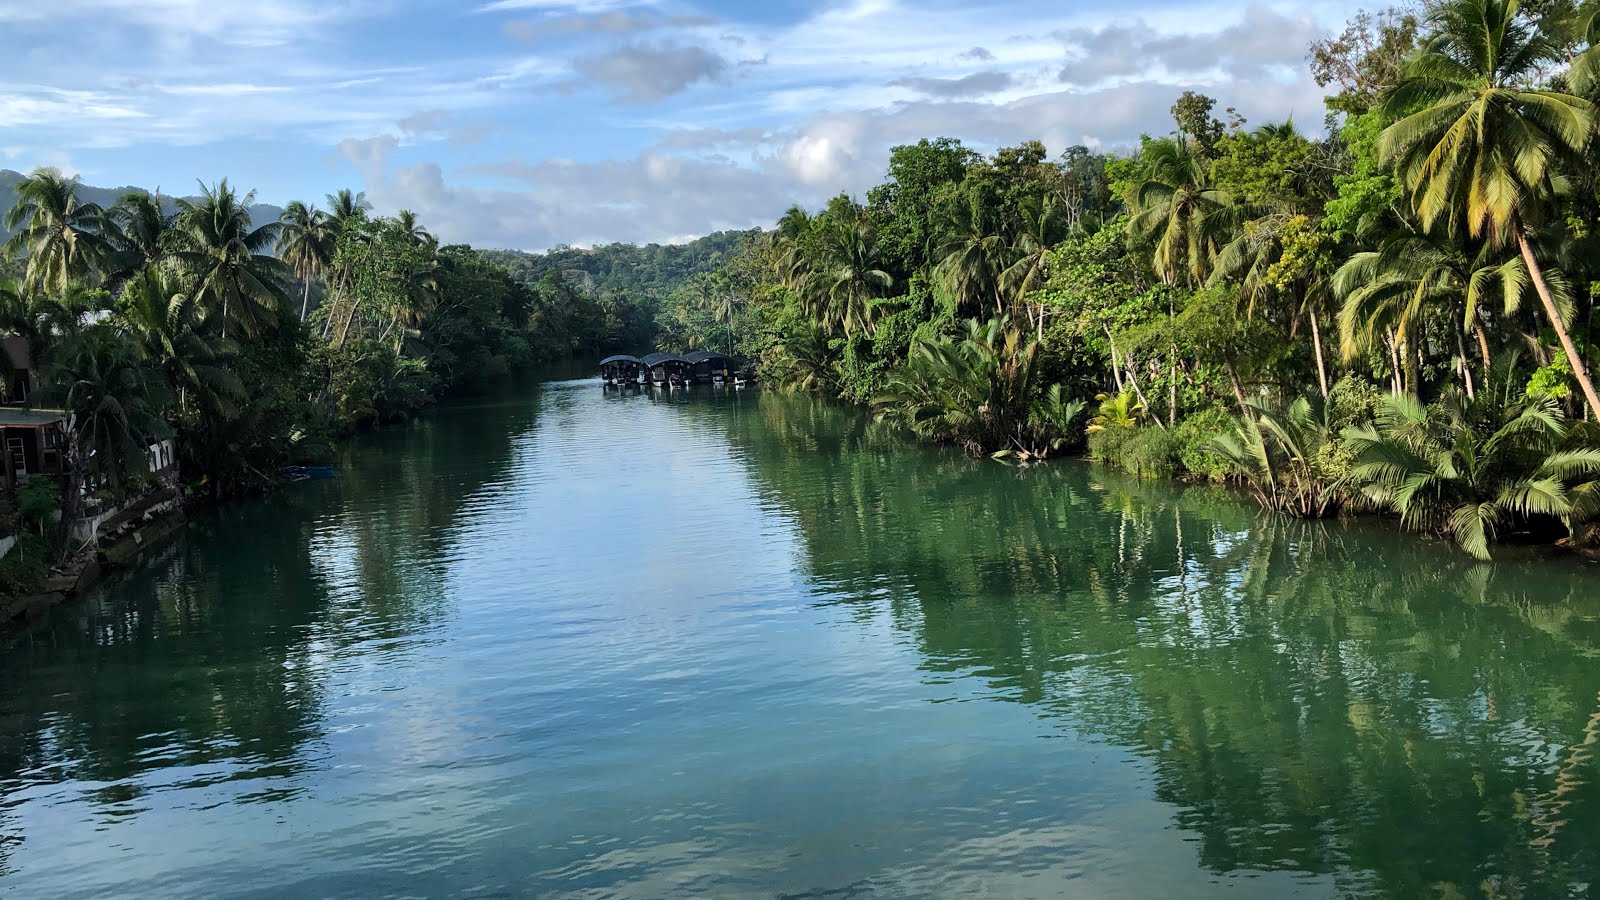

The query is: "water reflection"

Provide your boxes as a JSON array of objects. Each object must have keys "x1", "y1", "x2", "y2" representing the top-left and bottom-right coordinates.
[
  {"x1": 0, "y1": 386, "x2": 539, "y2": 879},
  {"x1": 723, "y1": 391, "x2": 1600, "y2": 897},
  {"x1": 0, "y1": 383, "x2": 1595, "y2": 897}
]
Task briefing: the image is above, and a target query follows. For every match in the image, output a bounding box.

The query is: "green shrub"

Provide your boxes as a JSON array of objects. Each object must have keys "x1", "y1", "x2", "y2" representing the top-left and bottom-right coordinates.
[
  {"x1": 16, "y1": 476, "x2": 58, "y2": 535},
  {"x1": 0, "y1": 532, "x2": 51, "y2": 603},
  {"x1": 1089, "y1": 424, "x2": 1181, "y2": 478},
  {"x1": 1171, "y1": 407, "x2": 1238, "y2": 481}
]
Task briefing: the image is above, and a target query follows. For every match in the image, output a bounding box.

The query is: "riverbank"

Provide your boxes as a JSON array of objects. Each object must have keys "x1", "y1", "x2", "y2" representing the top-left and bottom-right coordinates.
[{"x1": 0, "y1": 487, "x2": 189, "y2": 630}]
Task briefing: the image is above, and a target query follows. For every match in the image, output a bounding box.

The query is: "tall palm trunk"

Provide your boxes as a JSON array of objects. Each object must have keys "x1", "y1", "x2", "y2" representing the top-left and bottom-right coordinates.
[
  {"x1": 1224, "y1": 356, "x2": 1248, "y2": 413},
  {"x1": 1122, "y1": 350, "x2": 1165, "y2": 430},
  {"x1": 1308, "y1": 306, "x2": 1330, "y2": 399},
  {"x1": 1518, "y1": 224, "x2": 1600, "y2": 418},
  {"x1": 337, "y1": 299, "x2": 360, "y2": 349},
  {"x1": 1474, "y1": 323, "x2": 1492, "y2": 382},
  {"x1": 1168, "y1": 355, "x2": 1177, "y2": 425},
  {"x1": 1385, "y1": 327, "x2": 1404, "y2": 394},
  {"x1": 301, "y1": 279, "x2": 312, "y2": 321},
  {"x1": 1456, "y1": 328, "x2": 1475, "y2": 399},
  {"x1": 1102, "y1": 324, "x2": 1126, "y2": 393}
]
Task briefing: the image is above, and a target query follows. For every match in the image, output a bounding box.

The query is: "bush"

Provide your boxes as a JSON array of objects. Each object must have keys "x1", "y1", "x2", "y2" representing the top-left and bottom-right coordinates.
[
  {"x1": 0, "y1": 532, "x2": 52, "y2": 603},
  {"x1": 1171, "y1": 406, "x2": 1238, "y2": 481},
  {"x1": 1089, "y1": 424, "x2": 1181, "y2": 478}
]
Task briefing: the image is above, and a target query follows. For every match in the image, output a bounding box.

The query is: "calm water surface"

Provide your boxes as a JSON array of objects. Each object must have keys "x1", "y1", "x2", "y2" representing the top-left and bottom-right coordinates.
[{"x1": 3, "y1": 380, "x2": 1600, "y2": 898}]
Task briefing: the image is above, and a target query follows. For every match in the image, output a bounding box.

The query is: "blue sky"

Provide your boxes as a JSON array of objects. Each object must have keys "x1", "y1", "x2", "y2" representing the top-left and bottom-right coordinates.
[{"x1": 0, "y1": 0, "x2": 1365, "y2": 250}]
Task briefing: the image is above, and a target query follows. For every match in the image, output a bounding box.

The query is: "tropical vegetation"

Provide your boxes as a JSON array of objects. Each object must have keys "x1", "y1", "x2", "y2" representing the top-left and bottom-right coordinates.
[
  {"x1": 0, "y1": 171, "x2": 627, "y2": 592},
  {"x1": 651, "y1": 0, "x2": 1600, "y2": 560}
]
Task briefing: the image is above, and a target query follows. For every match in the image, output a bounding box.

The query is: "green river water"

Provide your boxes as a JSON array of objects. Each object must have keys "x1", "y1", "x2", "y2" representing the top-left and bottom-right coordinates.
[{"x1": 2, "y1": 379, "x2": 1600, "y2": 898}]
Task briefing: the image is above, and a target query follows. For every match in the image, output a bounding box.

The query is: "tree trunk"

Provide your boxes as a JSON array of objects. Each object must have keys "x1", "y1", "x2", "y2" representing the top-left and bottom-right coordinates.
[
  {"x1": 1102, "y1": 323, "x2": 1126, "y2": 393},
  {"x1": 1225, "y1": 356, "x2": 1248, "y2": 413},
  {"x1": 1518, "y1": 224, "x2": 1600, "y2": 419},
  {"x1": 1402, "y1": 327, "x2": 1420, "y2": 397},
  {"x1": 1123, "y1": 351, "x2": 1165, "y2": 430},
  {"x1": 1168, "y1": 354, "x2": 1177, "y2": 425},
  {"x1": 1308, "y1": 307, "x2": 1330, "y2": 399},
  {"x1": 301, "y1": 279, "x2": 312, "y2": 322},
  {"x1": 1385, "y1": 327, "x2": 1404, "y2": 394},
  {"x1": 1475, "y1": 323, "x2": 1492, "y2": 382},
  {"x1": 337, "y1": 298, "x2": 359, "y2": 349},
  {"x1": 1456, "y1": 328, "x2": 1475, "y2": 400}
]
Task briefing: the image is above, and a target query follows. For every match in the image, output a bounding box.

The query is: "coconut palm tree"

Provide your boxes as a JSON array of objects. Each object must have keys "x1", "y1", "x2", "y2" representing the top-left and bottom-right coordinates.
[
  {"x1": 1129, "y1": 136, "x2": 1236, "y2": 288},
  {"x1": 690, "y1": 272, "x2": 745, "y2": 355},
  {"x1": 813, "y1": 216, "x2": 892, "y2": 336},
  {"x1": 168, "y1": 180, "x2": 288, "y2": 339},
  {"x1": 1002, "y1": 195, "x2": 1068, "y2": 339},
  {"x1": 2, "y1": 168, "x2": 109, "y2": 295},
  {"x1": 116, "y1": 268, "x2": 242, "y2": 418},
  {"x1": 382, "y1": 252, "x2": 441, "y2": 354},
  {"x1": 103, "y1": 189, "x2": 172, "y2": 289},
  {"x1": 317, "y1": 189, "x2": 372, "y2": 339},
  {"x1": 1206, "y1": 395, "x2": 1348, "y2": 517},
  {"x1": 1214, "y1": 215, "x2": 1338, "y2": 396},
  {"x1": 933, "y1": 201, "x2": 1010, "y2": 317},
  {"x1": 395, "y1": 209, "x2": 434, "y2": 248},
  {"x1": 326, "y1": 189, "x2": 370, "y2": 236},
  {"x1": 276, "y1": 201, "x2": 333, "y2": 321},
  {"x1": 1379, "y1": 0, "x2": 1600, "y2": 415},
  {"x1": 40, "y1": 323, "x2": 171, "y2": 498},
  {"x1": 1334, "y1": 234, "x2": 1535, "y2": 398}
]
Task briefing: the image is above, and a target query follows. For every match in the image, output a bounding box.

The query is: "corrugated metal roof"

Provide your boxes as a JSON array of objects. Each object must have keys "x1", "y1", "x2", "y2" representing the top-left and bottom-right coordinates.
[
  {"x1": 599, "y1": 355, "x2": 641, "y2": 365},
  {"x1": 0, "y1": 408, "x2": 68, "y2": 427}
]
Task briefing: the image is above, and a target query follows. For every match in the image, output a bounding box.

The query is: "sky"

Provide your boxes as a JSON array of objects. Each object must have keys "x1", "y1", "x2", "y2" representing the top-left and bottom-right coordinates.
[{"x1": 0, "y1": 0, "x2": 1368, "y2": 251}]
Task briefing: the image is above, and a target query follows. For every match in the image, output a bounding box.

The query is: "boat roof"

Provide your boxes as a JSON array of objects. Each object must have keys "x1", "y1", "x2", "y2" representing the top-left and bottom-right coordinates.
[
  {"x1": 683, "y1": 350, "x2": 737, "y2": 364},
  {"x1": 640, "y1": 352, "x2": 689, "y2": 366},
  {"x1": 598, "y1": 355, "x2": 641, "y2": 365}
]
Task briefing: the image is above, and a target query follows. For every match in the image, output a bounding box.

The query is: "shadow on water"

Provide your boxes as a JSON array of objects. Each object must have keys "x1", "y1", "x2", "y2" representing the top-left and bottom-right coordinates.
[
  {"x1": 0, "y1": 382, "x2": 543, "y2": 877},
  {"x1": 710, "y1": 390, "x2": 1600, "y2": 898}
]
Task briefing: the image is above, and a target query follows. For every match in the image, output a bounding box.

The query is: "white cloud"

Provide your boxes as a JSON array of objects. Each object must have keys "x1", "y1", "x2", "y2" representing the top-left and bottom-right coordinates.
[
  {"x1": 3, "y1": 0, "x2": 1374, "y2": 244},
  {"x1": 0, "y1": 0, "x2": 373, "y2": 47}
]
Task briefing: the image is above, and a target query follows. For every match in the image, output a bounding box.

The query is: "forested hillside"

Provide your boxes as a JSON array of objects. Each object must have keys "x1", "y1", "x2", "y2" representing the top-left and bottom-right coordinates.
[{"x1": 482, "y1": 231, "x2": 751, "y2": 299}]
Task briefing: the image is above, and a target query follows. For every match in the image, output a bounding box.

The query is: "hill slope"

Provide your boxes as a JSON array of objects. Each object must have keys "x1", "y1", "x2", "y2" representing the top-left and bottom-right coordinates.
[
  {"x1": 0, "y1": 169, "x2": 285, "y2": 239},
  {"x1": 481, "y1": 230, "x2": 755, "y2": 300}
]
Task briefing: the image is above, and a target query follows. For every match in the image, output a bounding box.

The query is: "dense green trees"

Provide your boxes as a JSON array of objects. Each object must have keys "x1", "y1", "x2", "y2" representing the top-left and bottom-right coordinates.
[
  {"x1": 0, "y1": 170, "x2": 615, "y2": 519},
  {"x1": 707, "y1": 0, "x2": 1600, "y2": 559}
]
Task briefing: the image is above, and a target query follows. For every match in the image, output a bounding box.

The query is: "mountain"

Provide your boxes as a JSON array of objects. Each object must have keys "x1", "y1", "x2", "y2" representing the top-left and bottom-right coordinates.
[
  {"x1": 481, "y1": 230, "x2": 756, "y2": 300},
  {"x1": 0, "y1": 169, "x2": 285, "y2": 239}
]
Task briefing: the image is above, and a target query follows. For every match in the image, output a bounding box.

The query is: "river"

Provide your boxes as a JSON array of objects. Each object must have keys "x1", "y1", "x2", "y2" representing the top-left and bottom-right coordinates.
[{"x1": 1, "y1": 379, "x2": 1598, "y2": 898}]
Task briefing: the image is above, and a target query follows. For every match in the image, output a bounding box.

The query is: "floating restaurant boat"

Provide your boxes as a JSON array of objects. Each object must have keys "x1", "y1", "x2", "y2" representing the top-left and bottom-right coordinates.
[
  {"x1": 598, "y1": 354, "x2": 642, "y2": 387},
  {"x1": 601, "y1": 350, "x2": 751, "y2": 390},
  {"x1": 639, "y1": 352, "x2": 693, "y2": 388},
  {"x1": 683, "y1": 350, "x2": 738, "y2": 385}
]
